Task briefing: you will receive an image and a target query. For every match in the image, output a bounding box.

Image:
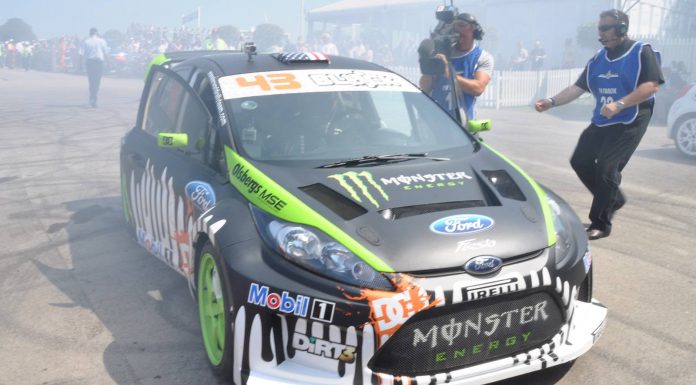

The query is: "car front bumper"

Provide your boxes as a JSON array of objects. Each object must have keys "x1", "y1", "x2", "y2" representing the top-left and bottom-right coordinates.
[{"x1": 236, "y1": 299, "x2": 606, "y2": 385}]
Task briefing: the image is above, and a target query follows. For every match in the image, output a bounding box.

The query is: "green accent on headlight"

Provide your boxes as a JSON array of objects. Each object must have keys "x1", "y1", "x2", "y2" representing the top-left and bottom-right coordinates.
[
  {"x1": 145, "y1": 53, "x2": 169, "y2": 81},
  {"x1": 481, "y1": 143, "x2": 556, "y2": 246},
  {"x1": 120, "y1": 171, "x2": 133, "y2": 224},
  {"x1": 225, "y1": 147, "x2": 394, "y2": 272},
  {"x1": 158, "y1": 133, "x2": 188, "y2": 148}
]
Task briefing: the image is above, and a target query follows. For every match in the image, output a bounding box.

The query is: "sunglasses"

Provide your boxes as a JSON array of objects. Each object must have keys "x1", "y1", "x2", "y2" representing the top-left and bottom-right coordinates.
[{"x1": 598, "y1": 24, "x2": 617, "y2": 32}]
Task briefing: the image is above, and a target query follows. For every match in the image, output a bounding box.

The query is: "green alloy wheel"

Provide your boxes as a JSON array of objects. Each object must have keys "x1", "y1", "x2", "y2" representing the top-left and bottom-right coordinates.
[{"x1": 196, "y1": 245, "x2": 234, "y2": 378}]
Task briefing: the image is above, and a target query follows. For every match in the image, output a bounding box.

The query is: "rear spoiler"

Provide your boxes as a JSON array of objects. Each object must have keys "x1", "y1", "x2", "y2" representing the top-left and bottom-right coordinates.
[{"x1": 144, "y1": 50, "x2": 241, "y2": 80}]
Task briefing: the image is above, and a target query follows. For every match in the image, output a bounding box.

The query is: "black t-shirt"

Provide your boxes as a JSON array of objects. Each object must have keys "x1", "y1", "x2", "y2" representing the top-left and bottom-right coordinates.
[{"x1": 575, "y1": 39, "x2": 664, "y2": 109}]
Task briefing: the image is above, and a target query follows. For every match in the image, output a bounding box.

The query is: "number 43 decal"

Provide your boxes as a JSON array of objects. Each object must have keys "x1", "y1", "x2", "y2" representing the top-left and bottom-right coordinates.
[{"x1": 235, "y1": 73, "x2": 301, "y2": 91}]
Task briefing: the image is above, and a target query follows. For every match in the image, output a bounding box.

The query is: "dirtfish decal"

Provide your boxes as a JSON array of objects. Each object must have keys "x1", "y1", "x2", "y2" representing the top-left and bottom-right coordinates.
[
  {"x1": 292, "y1": 332, "x2": 357, "y2": 363},
  {"x1": 328, "y1": 171, "x2": 389, "y2": 208}
]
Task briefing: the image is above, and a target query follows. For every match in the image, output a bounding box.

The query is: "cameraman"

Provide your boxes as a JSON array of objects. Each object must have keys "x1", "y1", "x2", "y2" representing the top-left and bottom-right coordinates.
[{"x1": 419, "y1": 13, "x2": 494, "y2": 120}]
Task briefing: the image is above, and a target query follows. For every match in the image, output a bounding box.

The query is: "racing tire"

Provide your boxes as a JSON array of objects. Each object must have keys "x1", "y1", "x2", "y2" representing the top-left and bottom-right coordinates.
[
  {"x1": 673, "y1": 113, "x2": 696, "y2": 159},
  {"x1": 196, "y1": 243, "x2": 236, "y2": 381}
]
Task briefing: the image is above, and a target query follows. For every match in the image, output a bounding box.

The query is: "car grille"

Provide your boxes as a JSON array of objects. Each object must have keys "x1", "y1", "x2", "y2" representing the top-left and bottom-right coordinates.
[{"x1": 369, "y1": 291, "x2": 563, "y2": 376}]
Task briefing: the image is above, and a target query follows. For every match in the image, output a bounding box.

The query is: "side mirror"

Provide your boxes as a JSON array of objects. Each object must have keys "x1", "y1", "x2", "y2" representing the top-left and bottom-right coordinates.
[
  {"x1": 158, "y1": 132, "x2": 188, "y2": 148},
  {"x1": 467, "y1": 119, "x2": 492, "y2": 134}
]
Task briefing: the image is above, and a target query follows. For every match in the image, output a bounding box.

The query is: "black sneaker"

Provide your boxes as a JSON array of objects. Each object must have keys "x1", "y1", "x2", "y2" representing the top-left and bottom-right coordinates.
[{"x1": 587, "y1": 228, "x2": 610, "y2": 240}]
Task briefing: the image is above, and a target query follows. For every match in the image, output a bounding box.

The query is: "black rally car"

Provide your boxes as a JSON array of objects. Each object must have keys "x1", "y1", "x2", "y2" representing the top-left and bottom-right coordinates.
[{"x1": 120, "y1": 50, "x2": 607, "y2": 384}]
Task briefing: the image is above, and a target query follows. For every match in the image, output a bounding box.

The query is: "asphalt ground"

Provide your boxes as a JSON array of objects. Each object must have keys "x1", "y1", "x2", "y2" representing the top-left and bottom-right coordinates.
[{"x1": 0, "y1": 68, "x2": 694, "y2": 385}]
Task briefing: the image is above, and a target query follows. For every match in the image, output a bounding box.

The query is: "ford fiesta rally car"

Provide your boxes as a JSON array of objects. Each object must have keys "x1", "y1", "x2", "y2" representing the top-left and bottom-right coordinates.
[{"x1": 120, "y1": 50, "x2": 607, "y2": 384}]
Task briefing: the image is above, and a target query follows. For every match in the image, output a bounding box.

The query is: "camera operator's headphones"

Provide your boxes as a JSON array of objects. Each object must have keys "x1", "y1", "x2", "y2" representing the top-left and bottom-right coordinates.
[
  {"x1": 456, "y1": 13, "x2": 484, "y2": 40},
  {"x1": 607, "y1": 9, "x2": 629, "y2": 37}
]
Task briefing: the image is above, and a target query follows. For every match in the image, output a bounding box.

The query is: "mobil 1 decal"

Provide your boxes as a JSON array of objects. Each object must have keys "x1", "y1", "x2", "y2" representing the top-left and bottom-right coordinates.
[{"x1": 246, "y1": 283, "x2": 335, "y2": 323}]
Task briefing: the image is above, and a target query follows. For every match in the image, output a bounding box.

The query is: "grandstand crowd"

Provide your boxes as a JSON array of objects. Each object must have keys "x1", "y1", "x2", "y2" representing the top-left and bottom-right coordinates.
[{"x1": 1, "y1": 23, "x2": 419, "y2": 78}]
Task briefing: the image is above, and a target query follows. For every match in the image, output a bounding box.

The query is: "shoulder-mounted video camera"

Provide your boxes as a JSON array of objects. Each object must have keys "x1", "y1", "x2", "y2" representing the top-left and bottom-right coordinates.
[{"x1": 418, "y1": 4, "x2": 483, "y2": 75}]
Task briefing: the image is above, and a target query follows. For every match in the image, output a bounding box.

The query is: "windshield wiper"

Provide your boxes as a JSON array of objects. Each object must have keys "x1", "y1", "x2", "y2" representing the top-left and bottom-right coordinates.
[{"x1": 317, "y1": 153, "x2": 449, "y2": 169}]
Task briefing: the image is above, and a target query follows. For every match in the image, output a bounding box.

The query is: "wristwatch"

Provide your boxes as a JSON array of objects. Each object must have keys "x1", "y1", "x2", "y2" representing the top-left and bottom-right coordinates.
[{"x1": 616, "y1": 100, "x2": 626, "y2": 110}]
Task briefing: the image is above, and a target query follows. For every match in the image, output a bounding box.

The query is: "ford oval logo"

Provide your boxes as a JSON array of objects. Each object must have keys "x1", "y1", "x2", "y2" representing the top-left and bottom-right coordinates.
[
  {"x1": 464, "y1": 256, "x2": 503, "y2": 275},
  {"x1": 429, "y1": 214, "x2": 494, "y2": 235},
  {"x1": 185, "y1": 181, "x2": 217, "y2": 212}
]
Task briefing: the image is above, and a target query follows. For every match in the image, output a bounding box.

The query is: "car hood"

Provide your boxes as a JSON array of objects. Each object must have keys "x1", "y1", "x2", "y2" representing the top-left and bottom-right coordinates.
[{"x1": 228, "y1": 147, "x2": 553, "y2": 273}]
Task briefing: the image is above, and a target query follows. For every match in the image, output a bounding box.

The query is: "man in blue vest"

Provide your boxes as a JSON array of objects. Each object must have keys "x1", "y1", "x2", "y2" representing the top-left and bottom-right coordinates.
[
  {"x1": 419, "y1": 13, "x2": 494, "y2": 122},
  {"x1": 535, "y1": 9, "x2": 663, "y2": 240}
]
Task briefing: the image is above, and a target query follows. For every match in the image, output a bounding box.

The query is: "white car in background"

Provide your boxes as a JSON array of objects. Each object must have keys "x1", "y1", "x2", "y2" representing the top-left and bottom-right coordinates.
[{"x1": 667, "y1": 83, "x2": 696, "y2": 158}]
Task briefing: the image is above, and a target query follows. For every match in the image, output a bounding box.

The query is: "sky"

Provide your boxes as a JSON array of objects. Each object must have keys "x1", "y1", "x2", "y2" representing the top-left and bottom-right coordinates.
[{"x1": 3, "y1": 0, "x2": 337, "y2": 39}]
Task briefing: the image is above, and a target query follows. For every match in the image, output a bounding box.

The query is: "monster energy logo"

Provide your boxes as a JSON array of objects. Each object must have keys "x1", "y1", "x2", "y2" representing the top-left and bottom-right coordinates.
[{"x1": 328, "y1": 171, "x2": 389, "y2": 208}]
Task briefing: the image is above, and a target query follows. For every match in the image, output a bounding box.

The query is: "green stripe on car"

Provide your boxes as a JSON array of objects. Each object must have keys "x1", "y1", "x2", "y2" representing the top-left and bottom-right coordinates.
[
  {"x1": 481, "y1": 143, "x2": 557, "y2": 246},
  {"x1": 224, "y1": 146, "x2": 395, "y2": 273}
]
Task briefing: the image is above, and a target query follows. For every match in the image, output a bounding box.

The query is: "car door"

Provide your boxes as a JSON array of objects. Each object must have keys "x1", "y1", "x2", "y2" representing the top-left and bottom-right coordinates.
[{"x1": 122, "y1": 65, "x2": 218, "y2": 276}]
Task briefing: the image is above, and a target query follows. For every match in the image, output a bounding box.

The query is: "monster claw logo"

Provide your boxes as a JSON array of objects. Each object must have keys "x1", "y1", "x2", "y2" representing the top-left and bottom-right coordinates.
[{"x1": 328, "y1": 171, "x2": 389, "y2": 208}]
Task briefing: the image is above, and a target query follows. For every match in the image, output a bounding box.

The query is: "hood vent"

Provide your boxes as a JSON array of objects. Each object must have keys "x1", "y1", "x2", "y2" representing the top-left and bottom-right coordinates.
[
  {"x1": 481, "y1": 170, "x2": 526, "y2": 201},
  {"x1": 379, "y1": 200, "x2": 486, "y2": 221},
  {"x1": 299, "y1": 183, "x2": 367, "y2": 220}
]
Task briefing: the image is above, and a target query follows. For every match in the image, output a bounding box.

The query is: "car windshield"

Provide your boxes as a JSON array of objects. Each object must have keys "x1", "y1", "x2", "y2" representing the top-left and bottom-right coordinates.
[{"x1": 221, "y1": 70, "x2": 474, "y2": 162}]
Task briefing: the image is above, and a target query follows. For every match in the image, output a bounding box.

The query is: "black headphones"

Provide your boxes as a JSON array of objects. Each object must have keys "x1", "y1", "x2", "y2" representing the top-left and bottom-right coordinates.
[
  {"x1": 608, "y1": 9, "x2": 629, "y2": 36},
  {"x1": 456, "y1": 13, "x2": 484, "y2": 40}
]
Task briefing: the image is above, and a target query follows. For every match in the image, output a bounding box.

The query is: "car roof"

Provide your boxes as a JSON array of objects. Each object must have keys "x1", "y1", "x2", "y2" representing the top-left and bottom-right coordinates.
[{"x1": 183, "y1": 51, "x2": 390, "y2": 76}]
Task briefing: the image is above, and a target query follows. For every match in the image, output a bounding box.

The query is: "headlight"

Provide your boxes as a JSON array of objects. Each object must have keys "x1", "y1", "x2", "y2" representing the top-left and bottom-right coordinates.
[
  {"x1": 251, "y1": 205, "x2": 393, "y2": 290},
  {"x1": 546, "y1": 193, "x2": 583, "y2": 269}
]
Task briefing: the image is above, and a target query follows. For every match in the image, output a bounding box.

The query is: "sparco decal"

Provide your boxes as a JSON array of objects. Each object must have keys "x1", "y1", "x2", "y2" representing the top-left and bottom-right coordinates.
[
  {"x1": 381, "y1": 172, "x2": 473, "y2": 191},
  {"x1": 185, "y1": 181, "x2": 216, "y2": 212},
  {"x1": 292, "y1": 332, "x2": 357, "y2": 363},
  {"x1": 328, "y1": 171, "x2": 389, "y2": 208},
  {"x1": 430, "y1": 214, "x2": 495, "y2": 235},
  {"x1": 412, "y1": 300, "x2": 550, "y2": 348},
  {"x1": 231, "y1": 163, "x2": 287, "y2": 211},
  {"x1": 247, "y1": 283, "x2": 309, "y2": 317}
]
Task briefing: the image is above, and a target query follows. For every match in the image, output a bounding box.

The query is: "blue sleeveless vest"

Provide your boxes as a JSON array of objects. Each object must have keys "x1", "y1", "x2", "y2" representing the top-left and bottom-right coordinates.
[
  {"x1": 588, "y1": 41, "x2": 649, "y2": 126},
  {"x1": 431, "y1": 45, "x2": 483, "y2": 120}
]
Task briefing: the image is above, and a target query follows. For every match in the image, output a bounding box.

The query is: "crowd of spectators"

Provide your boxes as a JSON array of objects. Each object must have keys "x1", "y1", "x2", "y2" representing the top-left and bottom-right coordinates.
[{"x1": 2, "y1": 23, "x2": 421, "y2": 78}]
